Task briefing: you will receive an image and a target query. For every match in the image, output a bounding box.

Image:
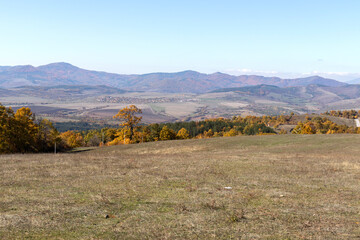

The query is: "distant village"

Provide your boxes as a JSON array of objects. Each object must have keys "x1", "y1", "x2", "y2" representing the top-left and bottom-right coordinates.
[{"x1": 96, "y1": 96, "x2": 197, "y2": 104}]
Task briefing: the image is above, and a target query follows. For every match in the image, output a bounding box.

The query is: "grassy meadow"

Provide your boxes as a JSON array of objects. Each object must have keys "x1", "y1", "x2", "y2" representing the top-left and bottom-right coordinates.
[{"x1": 1, "y1": 135, "x2": 360, "y2": 239}]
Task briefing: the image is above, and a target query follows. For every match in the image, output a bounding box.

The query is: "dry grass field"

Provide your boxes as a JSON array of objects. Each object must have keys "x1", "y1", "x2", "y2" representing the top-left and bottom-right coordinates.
[{"x1": 1, "y1": 135, "x2": 360, "y2": 239}]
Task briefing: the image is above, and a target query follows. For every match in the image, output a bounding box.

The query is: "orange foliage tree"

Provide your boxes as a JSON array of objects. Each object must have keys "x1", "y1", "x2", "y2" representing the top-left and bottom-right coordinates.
[
  {"x1": 113, "y1": 105, "x2": 142, "y2": 141},
  {"x1": 176, "y1": 128, "x2": 190, "y2": 139},
  {"x1": 60, "y1": 131, "x2": 84, "y2": 148}
]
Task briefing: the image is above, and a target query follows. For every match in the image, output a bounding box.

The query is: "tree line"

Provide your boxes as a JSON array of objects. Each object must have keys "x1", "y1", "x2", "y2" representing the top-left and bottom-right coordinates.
[
  {"x1": 0, "y1": 105, "x2": 61, "y2": 153},
  {"x1": 1, "y1": 103, "x2": 360, "y2": 153},
  {"x1": 63, "y1": 107, "x2": 360, "y2": 146},
  {"x1": 322, "y1": 110, "x2": 360, "y2": 119},
  {"x1": 291, "y1": 116, "x2": 358, "y2": 134}
]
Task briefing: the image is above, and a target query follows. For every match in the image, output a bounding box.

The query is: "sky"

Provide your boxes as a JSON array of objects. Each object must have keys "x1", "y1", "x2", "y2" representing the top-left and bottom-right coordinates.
[{"x1": 0, "y1": 0, "x2": 360, "y2": 81}]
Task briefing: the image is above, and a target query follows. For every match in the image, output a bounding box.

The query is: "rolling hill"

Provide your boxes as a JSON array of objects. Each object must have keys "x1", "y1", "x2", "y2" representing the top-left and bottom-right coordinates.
[
  {"x1": 209, "y1": 84, "x2": 360, "y2": 111},
  {"x1": 0, "y1": 62, "x2": 347, "y2": 93},
  {"x1": 0, "y1": 85, "x2": 126, "y2": 102},
  {"x1": 212, "y1": 84, "x2": 360, "y2": 102},
  {"x1": 1, "y1": 135, "x2": 360, "y2": 239}
]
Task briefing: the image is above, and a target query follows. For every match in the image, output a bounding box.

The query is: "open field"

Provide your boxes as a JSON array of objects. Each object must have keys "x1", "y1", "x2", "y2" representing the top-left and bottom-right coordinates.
[{"x1": 1, "y1": 135, "x2": 360, "y2": 239}]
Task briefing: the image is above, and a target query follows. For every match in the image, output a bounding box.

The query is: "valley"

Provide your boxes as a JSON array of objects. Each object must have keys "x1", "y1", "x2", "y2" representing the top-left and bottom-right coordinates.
[
  {"x1": 1, "y1": 63, "x2": 360, "y2": 126},
  {"x1": 2, "y1": 84, "x2": 360, "y2": 126}
]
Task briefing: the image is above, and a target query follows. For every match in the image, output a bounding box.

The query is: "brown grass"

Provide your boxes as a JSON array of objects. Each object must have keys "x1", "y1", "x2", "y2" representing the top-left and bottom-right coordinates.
[{"x1": 1, "y1": 134, "x2": 360, "y2": 239}]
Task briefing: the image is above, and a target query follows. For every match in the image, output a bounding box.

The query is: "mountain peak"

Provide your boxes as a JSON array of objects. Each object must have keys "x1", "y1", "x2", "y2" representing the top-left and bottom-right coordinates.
[
  {"x1": 212, "y1": 72, "x2": 229, "y2": 76},
  {"x1": 38, "y1": 62, "x2": 79, "y2": 72},
  {"x1": 178, "y1": 70, "x2": 201, "y2": 74},
  {"x1": 43, "y1": 62, "x2": 75, "y2": 67}
]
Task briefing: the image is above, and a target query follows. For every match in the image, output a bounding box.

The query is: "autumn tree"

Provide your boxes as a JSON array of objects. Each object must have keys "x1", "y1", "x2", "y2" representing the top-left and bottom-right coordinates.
[
  {"x1": 176, "y1": 128, "x2": 190, "y2": 139},
  {"x1": 0, "y1": 104, "x2": 65, "y2": 153},
  {"x1": 0, "y1": 105, "x2": 16, "y2": 153},
  {"x1": 13, "y1": 107, "x2": 39, "y2": 152},
  {"x1": 113, "y1": 105, "x2": 142, "y2": 141},
  {"x1": 159, "y1": 126, "x2": 176, "y2": 141},
  {"x1": 0, "y1": 107, "x2": 39, "y2": 153},
  {"x1": 60, "y1": 131, "x2": 84, "y2": 148},
  {"x1": 204, "y1": 129, "x2": 214, "y2": 138},
  {"x1": 290, "y1": 117, "x2": 353, "y2": 135}
]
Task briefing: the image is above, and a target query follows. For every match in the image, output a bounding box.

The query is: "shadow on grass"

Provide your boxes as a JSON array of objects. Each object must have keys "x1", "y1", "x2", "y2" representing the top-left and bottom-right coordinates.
[{"x1": 64, "y1": 147, "x2": 98, "y2": 154}]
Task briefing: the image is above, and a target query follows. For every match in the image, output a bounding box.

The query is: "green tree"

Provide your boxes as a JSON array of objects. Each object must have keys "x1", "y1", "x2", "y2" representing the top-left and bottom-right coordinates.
[
  {"x1": 37, "y1": 119, "x2": 60, "y2": 152},
  {"x1": 142, "y1": 126, "x2": 152, "y2": 142},
  {"x1": 84, "y1": 130, "x2": 101, "y2": 146}
]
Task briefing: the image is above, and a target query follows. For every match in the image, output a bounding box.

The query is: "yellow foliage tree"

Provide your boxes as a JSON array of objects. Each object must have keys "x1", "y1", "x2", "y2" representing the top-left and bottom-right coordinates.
[
  {"x1": 0, "y1": 105, "x2": 16, "y2": 153},
  {"x1": 107, "y1": 128, "x2": 132, "y2": 145},
  {"x1": 204, "y1": 129, "x2": 214, "y2": 138},
  {"x1": 292, "y1": 122, "x2": 316, "y2": 134},
  {"x1": 176, "y1": 128, "x2": 190, "y2": 139},
  {"x1": 13, "y1": 107, "x2": 39, "y2": 152},
  {"x1": 0, "y1": 104, "x2": 65, "y2": 153},
  {"x1": 159, "y1": 126, "x2": 176, "y2": 141},
  {"x1": 113, "y1": 105, "x2": 142, "y2": 141},
  {"x1": 223, "y1": 128, "x2": 238, "y2": 137},
  {"x1": 60, "y1": 131, "x2": 84, "y2": 148},
  {"x1": 302, "y1": 122, "x2": 316, "y2": 134}
]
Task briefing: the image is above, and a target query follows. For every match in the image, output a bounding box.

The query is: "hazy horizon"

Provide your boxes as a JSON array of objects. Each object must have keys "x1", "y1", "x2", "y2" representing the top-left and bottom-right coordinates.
[
  {"x1": 0, "y1": 61, "x2": 358, "y2": 82},
  {"x1": 1, "y1": 1, "x2": 360, "y2": 82}
]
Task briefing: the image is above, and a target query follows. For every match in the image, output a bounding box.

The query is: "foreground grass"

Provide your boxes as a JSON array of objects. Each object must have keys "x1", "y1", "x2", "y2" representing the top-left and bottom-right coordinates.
[{"x1": 1, "y1": 135, "x2": 360, "y2": 239}]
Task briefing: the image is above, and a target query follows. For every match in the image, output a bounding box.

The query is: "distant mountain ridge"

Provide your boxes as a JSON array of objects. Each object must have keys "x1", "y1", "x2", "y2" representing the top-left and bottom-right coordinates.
[
  {"x1": 347, "y1": 78, "x2": 360, "y2": 84},
  {"x1": 0, "y1": 62, "x2": 347, "y2": 93},
  {"x1": 210, "y1": 84, "x2": 360, "y2": 109}
]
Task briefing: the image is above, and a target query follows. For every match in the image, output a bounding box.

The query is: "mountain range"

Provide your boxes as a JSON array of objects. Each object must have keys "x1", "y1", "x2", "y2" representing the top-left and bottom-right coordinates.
[{"x1": 0, "y1": 62, "x2": 350, "y2": 93}]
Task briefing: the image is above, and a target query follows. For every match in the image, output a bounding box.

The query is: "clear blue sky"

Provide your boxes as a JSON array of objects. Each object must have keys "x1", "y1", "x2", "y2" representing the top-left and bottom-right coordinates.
[{"x1": 0, "y1": 0, "x2": 359, "y2": 80}]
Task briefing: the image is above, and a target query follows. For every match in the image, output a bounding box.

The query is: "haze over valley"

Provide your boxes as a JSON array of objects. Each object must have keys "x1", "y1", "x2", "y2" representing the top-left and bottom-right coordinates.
[{"x1": 1, "y1": 62, "x2": 360, "y2": 125}]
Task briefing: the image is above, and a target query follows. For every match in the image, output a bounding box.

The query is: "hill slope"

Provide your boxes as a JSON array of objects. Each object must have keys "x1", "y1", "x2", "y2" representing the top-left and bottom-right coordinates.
[
  {"x1": 1, "y1": 135, "x2": 359, "y2": 239},
  {"x1": 211, "y1": 84, "x2": 360, "y2": 107}
]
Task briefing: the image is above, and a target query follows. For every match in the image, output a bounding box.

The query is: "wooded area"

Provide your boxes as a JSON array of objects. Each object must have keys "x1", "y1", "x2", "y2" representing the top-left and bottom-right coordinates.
[{"x1": 1, "y1": 103, "x2": 359, "y2": 153}]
